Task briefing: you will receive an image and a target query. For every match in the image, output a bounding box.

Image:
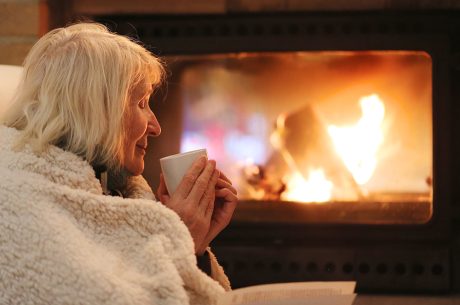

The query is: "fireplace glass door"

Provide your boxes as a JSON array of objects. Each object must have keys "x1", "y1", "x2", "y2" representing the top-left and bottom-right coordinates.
[{"x1": 164, "y1": 51, "x2": 432, "y2": 225}]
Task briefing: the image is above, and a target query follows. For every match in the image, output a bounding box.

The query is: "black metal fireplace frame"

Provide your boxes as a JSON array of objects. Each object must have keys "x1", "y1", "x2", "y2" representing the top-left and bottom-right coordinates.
[{"x1": 96, "y1": 11, "x2": 459, "y2": 292}]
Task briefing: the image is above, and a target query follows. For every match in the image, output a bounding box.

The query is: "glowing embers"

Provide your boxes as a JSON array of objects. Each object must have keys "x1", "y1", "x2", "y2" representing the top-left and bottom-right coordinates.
[{"x1": 281, "y1": 169, "x2": 333, "y2": 203}]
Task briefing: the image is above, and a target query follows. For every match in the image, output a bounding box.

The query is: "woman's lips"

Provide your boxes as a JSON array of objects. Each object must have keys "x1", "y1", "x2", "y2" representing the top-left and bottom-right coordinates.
[{"x1": 136, "y1": 144, "x2": 147, "y2": 154}]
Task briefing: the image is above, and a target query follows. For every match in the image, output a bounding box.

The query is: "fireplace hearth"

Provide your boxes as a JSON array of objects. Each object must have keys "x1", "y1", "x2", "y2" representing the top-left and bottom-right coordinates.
[{"x1": 94, "y1": 11, "x2": 460, "y2": 293}]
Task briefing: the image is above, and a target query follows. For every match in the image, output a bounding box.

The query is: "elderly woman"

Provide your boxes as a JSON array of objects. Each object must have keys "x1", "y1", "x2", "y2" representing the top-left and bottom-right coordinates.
[{"x1": 0, "y1": 22, "x2": 237, "y2": 304}]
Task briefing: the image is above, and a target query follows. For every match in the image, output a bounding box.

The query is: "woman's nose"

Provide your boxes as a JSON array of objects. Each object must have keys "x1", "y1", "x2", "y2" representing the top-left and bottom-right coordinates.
[{"x1": 147, "y1": 111, "x2": 161, "y2": 137}]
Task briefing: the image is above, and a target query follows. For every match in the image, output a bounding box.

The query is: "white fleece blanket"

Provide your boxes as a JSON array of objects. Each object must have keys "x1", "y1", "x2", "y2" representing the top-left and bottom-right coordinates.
[{"x1": 0, "y1": 126, "x2": 228, "y2": 305}]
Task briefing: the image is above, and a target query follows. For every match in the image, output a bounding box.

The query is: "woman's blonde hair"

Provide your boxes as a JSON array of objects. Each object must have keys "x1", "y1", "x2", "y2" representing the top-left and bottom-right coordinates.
[{"x1": 1, "y1": 22, "x2": 164, "y2": 169}]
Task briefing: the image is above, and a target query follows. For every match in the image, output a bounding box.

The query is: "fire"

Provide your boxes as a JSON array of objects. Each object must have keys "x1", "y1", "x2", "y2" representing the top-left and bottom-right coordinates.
[
  {"x1": 327, "y1": 94, "x2": 385, "y2": 185},
  {"x1": 282, "y1": 169, "x2": 333, "y2": 203},
  {"x1": 278, "y1": 94, "x2": 385, "y2": 203}
]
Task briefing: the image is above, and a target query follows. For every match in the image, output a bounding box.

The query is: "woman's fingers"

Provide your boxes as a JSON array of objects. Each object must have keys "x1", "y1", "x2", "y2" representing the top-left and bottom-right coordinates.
[
  {"x1": 174, "y1": 156, "x2": 208, "y2": 199},
  {"x1": 218, "y1": 170, "x2": 232, "y2": 185},
  {"x1": 157, "y1": 173, "x2": 170, "y2": 203},
  {"x1": 216, "y1": 178, "x2": 237, "y2": 195},
  {"x1": 215, "y1": 187, "x2": 238, "y2": 204},
  {"x1": 188, "y1": 160, "x2": 216, "y2": 203},
  {"x1": 203, "y1": 187, "x2": 238, "y2": 244},
  {"x1": 202, "y1": 169, "x2": 220, "y2": 216}
]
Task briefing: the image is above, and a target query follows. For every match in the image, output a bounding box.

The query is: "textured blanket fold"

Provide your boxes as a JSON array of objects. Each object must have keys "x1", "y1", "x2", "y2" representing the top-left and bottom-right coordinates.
[{"x1": 0, "y1": 126, "x2": 228, "y2": 305}]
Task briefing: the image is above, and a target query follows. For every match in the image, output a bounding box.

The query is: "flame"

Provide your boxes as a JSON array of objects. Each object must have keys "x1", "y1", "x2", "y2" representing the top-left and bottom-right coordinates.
[
  {"x1": 281, "y1": 169, "x2": 333, "y2": 203},
  {"x1": 273, "y1": 94, "x2": 385, "y2": 203},
  {"x1": 272, "y1": 114, "x2": 334, "y2": 203},
  {"x1": 327, "y1": 94, "x2": 385, "y2": 185}
]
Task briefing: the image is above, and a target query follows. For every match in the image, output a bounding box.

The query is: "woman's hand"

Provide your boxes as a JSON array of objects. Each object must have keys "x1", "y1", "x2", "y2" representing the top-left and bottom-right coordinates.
[
  {"x1": 199, "y1": 171, "x2": 238, "y2": 250},
  {"x1": 157, "y1": 156, "x2": 219, "y2": 255}
]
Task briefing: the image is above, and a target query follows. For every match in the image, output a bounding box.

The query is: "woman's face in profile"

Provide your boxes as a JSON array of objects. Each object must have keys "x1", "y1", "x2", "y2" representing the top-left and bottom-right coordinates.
[{"x1": 122, "y1": 80, "x2": 161, "y2": 175}]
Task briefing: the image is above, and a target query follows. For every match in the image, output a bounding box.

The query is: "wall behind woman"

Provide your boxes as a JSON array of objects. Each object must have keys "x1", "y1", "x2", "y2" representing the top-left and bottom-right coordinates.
[
  {"x1": 0, "y1": 0, "x2": 50, "y2": 65},
  {"x1": 0, "y1": 65, "x2": 22, "y2": 115}
]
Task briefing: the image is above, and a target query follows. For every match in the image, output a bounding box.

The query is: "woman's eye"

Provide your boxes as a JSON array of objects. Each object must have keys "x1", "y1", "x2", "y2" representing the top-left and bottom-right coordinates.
[{"x1": 138, "y1": 93, "x2": 151, "y2": 109}]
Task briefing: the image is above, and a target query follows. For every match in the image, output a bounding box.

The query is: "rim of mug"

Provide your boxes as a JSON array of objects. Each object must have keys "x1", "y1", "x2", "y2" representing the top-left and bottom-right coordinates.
[{"x1": 160, "y1": 148, "x2": 207, "y2": 161}]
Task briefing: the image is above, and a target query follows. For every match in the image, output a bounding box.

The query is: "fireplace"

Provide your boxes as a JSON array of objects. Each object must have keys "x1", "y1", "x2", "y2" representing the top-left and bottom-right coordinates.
[{"x1": 96, "y1": 11, "x2": 459, "y2": 293}]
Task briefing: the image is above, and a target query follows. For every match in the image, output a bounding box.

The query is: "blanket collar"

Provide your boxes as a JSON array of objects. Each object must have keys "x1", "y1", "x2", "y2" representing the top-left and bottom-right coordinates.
[{"x1": 0, "y1": 125, "x2": 103, "y2": 194}]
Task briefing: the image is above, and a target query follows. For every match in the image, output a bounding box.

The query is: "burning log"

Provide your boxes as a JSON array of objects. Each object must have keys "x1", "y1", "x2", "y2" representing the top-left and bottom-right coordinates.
[{"x1": 265, "y1": 103, "x2": 363, "y2": 202}]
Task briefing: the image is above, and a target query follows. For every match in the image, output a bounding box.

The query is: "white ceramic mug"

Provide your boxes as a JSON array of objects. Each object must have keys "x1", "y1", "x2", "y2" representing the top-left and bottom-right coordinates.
[{"x1": 160, "y1": 148, "x2": 208, "y2": 195}]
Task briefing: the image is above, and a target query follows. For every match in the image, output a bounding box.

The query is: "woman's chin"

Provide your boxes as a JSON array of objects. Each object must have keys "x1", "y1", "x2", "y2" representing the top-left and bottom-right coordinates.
[{"x1": 124, "y1": 162, "x2": 144, "y2": 176}]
